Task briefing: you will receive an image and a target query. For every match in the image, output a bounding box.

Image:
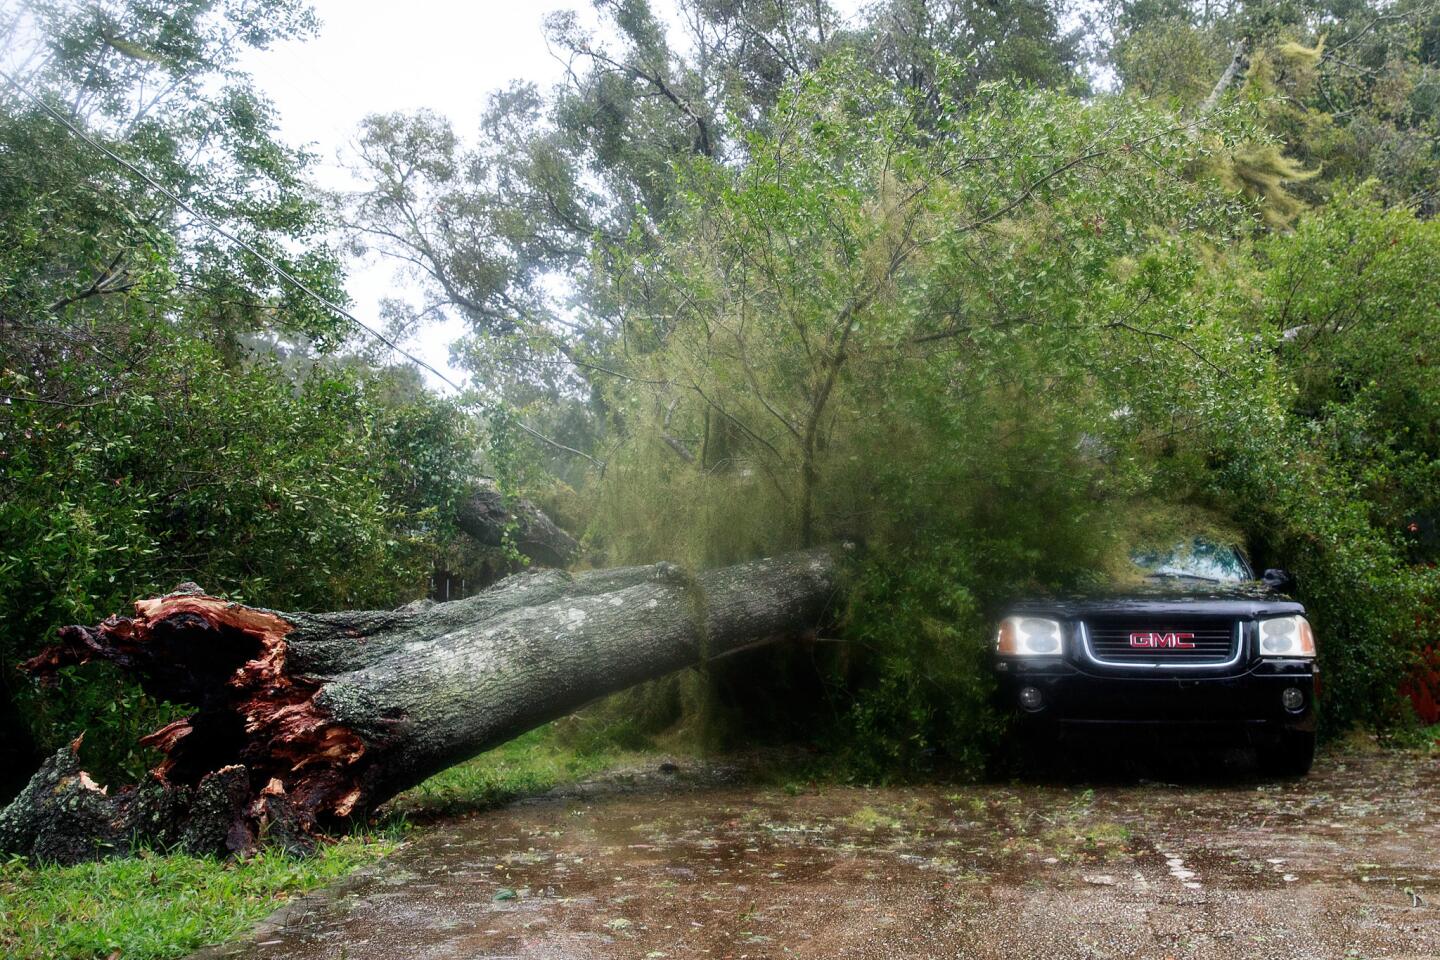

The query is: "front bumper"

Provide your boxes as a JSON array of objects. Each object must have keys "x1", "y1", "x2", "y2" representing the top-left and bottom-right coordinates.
[{"x1": 994, "y1": 657, "x2": 1317, "y2": 744}]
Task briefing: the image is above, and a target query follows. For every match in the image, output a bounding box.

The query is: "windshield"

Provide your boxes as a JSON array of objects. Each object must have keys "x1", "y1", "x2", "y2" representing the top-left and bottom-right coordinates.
[{"x1": 1131, "y1": 538, "x2": 1252, "y2": 583}]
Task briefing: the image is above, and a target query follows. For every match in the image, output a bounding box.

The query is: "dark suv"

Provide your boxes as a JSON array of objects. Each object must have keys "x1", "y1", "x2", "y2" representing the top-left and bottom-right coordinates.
[{"x1": 993, "y1": 539, "x2": 1317, "y2": 775}]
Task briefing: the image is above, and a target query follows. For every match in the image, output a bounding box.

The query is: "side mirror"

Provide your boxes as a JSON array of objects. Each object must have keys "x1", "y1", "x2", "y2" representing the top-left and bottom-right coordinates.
[{"x1": 1263, "y1": 568, "x2": 1297, "y2": 593}]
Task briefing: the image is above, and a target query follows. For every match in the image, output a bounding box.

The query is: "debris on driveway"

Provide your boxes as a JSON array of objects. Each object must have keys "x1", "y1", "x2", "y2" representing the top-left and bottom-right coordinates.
[{"x1": 195, "y1": 750, "x2": 1439, "y2": 959}]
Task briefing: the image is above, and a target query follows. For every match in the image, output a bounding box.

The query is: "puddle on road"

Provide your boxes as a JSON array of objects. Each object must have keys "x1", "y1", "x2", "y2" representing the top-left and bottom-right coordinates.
[{"x1": 203, "y1": 751, "x2": 1440, "y2": 960}]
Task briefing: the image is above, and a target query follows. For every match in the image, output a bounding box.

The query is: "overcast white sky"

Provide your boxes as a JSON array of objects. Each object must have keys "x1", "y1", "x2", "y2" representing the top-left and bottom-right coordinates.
[{"x1": 235, "y1": 1, "x2": 604, "y2": 390}]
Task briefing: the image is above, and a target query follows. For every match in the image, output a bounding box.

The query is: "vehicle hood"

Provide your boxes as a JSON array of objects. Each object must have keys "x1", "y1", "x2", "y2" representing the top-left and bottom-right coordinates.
[{"x1": 1006, "y1": 579, "x2": 1305, "y2": 619}]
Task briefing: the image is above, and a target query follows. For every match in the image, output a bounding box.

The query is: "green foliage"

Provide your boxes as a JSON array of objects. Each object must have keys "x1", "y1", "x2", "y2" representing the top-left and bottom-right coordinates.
[
  {"x1": 2, "y1": 0, "x2": 348, "y2": 347},
  {"x1": 1200, "y1": 431, "x2": 1433, "y2": 728},
  {"x1": 1210, "y1": 142, "x2": 1319, "y2": 227},
  {"x1": 1113, "y1": 18, "x2": 1231, "y2": 103},
  {"x1": 593, "y1": 58, "x2": 1248, "y2": 550},
  {"x1": 0, "y1": 835, "x2": 394, "y2": 960},
  {"x1": 834, "y1": 544, "x2": 1001, "y2": 780},
  {"x1": 0, "y1": 340, "x2": 475, "y2": 779},
  {"x1": 1263, "y1": 192, "x2": 1440, "y2": 499},
  {"x1": 1106, "y1": 0, "x2": 1440, "y2": 213},
  {"x1": 577, "y1": 61, "x2": 1255, "y2": 767},
  {"x1": 1230, "y1": 192, "x2": 1440, "y2": 725},
  {"x1": 577, "y1": 56, "x2": 1437, "y2": 768}
]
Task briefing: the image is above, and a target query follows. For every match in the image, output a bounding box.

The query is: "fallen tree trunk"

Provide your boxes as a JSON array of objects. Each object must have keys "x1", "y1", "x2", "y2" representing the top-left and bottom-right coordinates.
[{"x1": 1, "y1": 549, "x2": 839, "y2": 863}]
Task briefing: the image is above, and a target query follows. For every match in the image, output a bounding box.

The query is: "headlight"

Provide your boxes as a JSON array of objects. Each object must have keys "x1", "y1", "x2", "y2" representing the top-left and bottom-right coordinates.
[
  {"x1": 1257, "y1": 615, "x2": 1316, "y2": 658},
  {"x1": 997, "y1": 616, "x2": 1064, "y2": 656}
]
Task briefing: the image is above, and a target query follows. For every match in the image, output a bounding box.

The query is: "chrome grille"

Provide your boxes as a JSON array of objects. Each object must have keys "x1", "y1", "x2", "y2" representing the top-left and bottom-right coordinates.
[{"x1": 1083, "y1": 617, "x2": 1239, "y2": 666}]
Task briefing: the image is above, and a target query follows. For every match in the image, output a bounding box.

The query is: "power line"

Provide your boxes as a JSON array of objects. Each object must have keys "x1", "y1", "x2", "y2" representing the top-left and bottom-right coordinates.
[{"x1": 0, "y1": 66, "x2": 605, "y2": 468}]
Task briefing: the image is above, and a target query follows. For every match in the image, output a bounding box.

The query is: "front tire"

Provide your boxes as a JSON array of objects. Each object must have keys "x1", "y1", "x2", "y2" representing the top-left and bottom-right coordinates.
[{"x1": 1258, "y1": 731, "x2": 1315, "y2": 777}]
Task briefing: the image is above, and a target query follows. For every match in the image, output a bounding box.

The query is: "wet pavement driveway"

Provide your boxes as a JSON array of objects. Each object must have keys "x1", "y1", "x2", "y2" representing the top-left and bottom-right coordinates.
[{"x1": 201, "y1": 750, "x2": 1440, "y2": 959}]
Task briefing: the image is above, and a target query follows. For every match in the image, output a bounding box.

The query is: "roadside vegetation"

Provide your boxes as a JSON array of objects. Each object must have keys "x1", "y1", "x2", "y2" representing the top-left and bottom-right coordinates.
[
  {"x1": 0, "y1": 835, "x2": 395, "y2": 960},
  {"x1": 390, "y1": 723, "x2": 660, "y2": 819}
]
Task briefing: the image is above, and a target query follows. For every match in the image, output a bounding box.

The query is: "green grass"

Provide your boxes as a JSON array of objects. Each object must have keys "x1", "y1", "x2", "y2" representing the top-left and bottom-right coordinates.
[
  {"x1": 0, "y1": 722, "x2": 655, "y2": 960},
  {"x1": 391, "y1": 723, "x2": 655, "y2": 819},
  {"x1": 0, "y1": 835, "x2": 395, "y2": 960}
]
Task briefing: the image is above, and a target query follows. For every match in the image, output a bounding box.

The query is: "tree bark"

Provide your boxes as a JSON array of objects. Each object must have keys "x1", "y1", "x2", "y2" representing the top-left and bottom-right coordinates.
[
  {"x1": 0, "y1": 549, "x2": 839, "y2": 863},
  {"x1": 1197, "y1": 38, "x2": 1252, "y2": 119},
  {"x1": 455, "y1": 480, "x2": 579, "y2": 568}
]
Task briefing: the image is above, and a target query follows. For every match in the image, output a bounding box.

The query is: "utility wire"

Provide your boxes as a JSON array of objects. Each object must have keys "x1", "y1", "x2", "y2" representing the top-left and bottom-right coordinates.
[{"x1": 0, "y1": 66, "x2": 605, "y2": 468}]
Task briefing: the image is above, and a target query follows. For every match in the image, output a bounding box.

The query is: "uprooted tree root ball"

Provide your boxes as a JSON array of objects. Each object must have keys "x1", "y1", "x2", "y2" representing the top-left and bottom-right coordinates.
[{"x1": 0, "y1": 550, "x2": 840, "y2": 863}]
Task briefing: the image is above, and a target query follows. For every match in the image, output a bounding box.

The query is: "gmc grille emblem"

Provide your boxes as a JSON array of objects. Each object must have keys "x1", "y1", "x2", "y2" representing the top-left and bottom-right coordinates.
[{"x1": 1128, "y1": 631, "x2": 1196, "y2": 649}]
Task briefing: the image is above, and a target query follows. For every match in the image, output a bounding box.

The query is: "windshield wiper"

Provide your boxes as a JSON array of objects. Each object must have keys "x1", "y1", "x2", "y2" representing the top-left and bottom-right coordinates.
[{"x1": 1144, "y1": 572, "x2": 1229, "y2": 584}]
